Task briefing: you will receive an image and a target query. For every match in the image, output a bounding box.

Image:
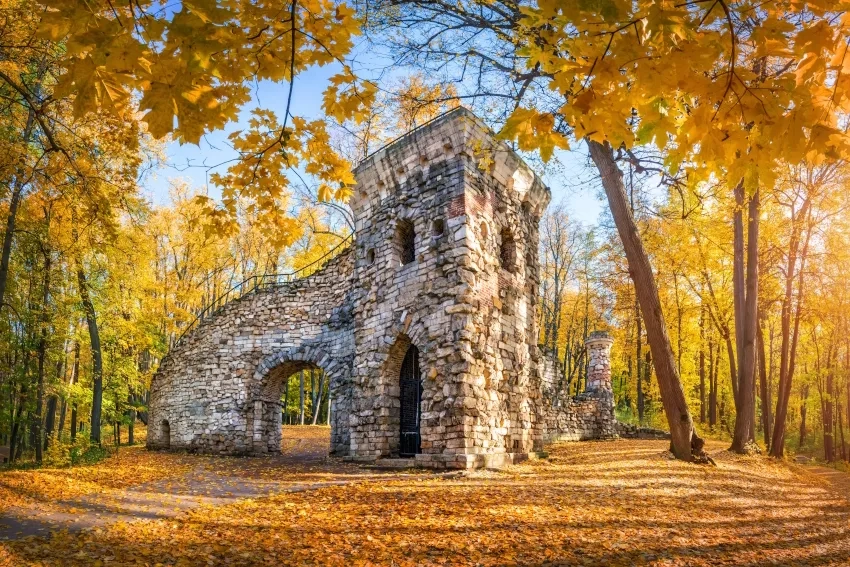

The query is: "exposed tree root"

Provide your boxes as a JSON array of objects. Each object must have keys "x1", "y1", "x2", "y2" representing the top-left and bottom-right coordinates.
[{"x1": 691, "y1": 434, "x2": 717, "y2": 466}]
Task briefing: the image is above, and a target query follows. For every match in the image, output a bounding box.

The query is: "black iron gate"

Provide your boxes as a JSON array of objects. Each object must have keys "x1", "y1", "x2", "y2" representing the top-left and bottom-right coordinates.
[{"x1": 399, "y1": 345, "x2": 422, "y2": 457}]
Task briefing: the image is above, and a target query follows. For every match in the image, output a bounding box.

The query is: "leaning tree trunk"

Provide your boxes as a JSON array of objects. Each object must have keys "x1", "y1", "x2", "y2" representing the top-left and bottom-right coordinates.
[{"x1": 587, "y1": 139, "x2": 699, "y2": 461}]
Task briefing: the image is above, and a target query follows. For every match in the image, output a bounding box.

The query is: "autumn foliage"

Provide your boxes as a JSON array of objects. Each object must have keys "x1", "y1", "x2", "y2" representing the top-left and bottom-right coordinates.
[{"x1": 2, "y1": 0, "x2": 850, "y2": 563}]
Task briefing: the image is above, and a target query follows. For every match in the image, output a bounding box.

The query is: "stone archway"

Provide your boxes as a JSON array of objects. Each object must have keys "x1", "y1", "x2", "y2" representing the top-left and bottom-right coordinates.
[{"x1": 250, "y1": 345, "x2": 352, "y2": 455}]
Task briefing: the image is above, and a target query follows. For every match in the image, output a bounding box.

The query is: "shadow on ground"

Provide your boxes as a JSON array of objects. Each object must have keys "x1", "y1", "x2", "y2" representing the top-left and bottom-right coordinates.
[{"x1": 1, "y1": 432, "x2": 849, "y2": 566}]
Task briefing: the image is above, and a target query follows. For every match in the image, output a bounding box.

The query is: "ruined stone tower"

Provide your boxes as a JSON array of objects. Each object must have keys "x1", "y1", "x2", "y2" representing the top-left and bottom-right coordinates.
[{"x1": 148, "y1": 108, "x2": 617, "y2": 468}]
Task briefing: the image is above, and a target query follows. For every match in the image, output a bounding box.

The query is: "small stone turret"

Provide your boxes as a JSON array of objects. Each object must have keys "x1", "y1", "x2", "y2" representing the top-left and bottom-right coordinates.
[{"x1": 585, "y1": 330, "x2": 614, "y2": 393}]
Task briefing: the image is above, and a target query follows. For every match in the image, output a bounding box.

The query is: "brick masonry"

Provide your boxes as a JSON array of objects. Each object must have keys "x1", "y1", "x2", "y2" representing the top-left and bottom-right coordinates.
[{"x1": 148, "y1": 108, "x2": 619, "y2": 468}]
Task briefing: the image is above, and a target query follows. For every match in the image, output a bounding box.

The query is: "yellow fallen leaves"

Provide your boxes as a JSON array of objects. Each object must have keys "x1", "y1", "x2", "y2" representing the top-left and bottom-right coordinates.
[
  {"x1": 0, "y1": 446, "x2": 193, "y2": 514},
  {"x1": 2, "y1": 439, "x2": 849, "y2": 566}
]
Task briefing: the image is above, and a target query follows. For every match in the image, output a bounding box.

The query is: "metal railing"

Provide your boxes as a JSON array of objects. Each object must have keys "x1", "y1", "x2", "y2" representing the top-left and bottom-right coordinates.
[{"x1": 170, "y1": 235, "x2": 353, "y2": 350}]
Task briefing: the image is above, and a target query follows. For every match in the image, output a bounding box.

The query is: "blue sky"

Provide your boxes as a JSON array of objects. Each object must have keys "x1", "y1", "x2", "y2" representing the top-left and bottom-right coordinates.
[{"x1": 140, "y1": 64, "x2": 605, "y2": 227}]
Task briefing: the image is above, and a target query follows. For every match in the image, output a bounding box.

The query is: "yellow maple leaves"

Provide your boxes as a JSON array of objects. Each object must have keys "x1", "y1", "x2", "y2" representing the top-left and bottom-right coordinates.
[
  {"x1": 35, "y1": 0, "x2": 366, "y2": 241},
  {"x1": 204, "y1": 110, "x2": 355, "y2": 247},
  {"x1": 37, "y1": 0, "x2": 364, "y2": 145},
  {"x1": 499, "y1": 107, "x2": 569, "y2": 162},
  {"x1": 324, "y1": 68, "x2": 379, "y2": 125},
  {"x1": 3, "y1": 438, "x2": 848, "y2": 566},
  {"x1": 501, "y1": 0, "x2": 850, "y2": 192}
]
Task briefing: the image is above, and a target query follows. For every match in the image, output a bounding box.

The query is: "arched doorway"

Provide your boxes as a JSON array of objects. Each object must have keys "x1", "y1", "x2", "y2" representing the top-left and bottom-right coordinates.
[
  {"x1": 399, "y1": 345, "x2": 422, "y2": 457},
  {"x1": 161, "y1": 420, "x2": 170, "y2": 449}
]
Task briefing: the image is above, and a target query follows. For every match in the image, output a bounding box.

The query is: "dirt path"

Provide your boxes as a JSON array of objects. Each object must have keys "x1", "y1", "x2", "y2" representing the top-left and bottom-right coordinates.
[
  {"x1": 0, "y1": 429, "x2": 434, "y2": 541},
  {"x1": 806, "y1": 465, "x2": 850, "y2": 502}
]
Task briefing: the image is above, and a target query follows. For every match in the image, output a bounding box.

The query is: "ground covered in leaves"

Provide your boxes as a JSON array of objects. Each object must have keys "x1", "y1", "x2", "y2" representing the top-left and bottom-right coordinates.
[{"x1": 1, "y1": 431, "x2": 849, "y2": 566}]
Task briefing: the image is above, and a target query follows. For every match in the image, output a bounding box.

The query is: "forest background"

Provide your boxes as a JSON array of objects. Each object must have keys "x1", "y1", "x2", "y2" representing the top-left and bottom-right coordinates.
[{"x1": 1, "y1": 0, "x2": 849, "y2": 468}]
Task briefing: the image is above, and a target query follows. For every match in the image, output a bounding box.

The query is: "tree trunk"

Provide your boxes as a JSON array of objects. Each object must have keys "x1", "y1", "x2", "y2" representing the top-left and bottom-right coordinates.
[
  {"x1": 587, "y1": 139, "x2": 699, "y2": 461},
  {"x1": 636, "y1": 299, "x2": 644, "y2": 423},
  {"x1": 8, "y1": 390, "x2": 25, "y2": 464},
  {"x1": 77, "y1": 266, "x2": 103, "y2": 444},
  {"x1": 70, "y1": 407, "x2": 78, "y2": 442},
  {"x1": 709, "y1": 338, "x2": 718, "y2": 427},
  {"x1": 824, "y1": 353, "x2": 835, "y2": 462},
  {"x1": 34, "y1": 245, "x2": 51, "y2": 463},
  {"x1": 732, "y1": 189, "x2": 759, "y2": 452},
  {"x1": 757, "y1": 317, "x2": 771, "y2": 450},
  {"x1": 299, "y1": 370, "x2": 305, "y2": 425},
  {"x1": 282, "y1": 374, "x2": 290, "y2": 424},
  {"x1": 724, "y1": 334, "x2": 738, "y2": 408},
  {"x1": 838, "y1": 401, "x2": 847, "y2": 462},
  {"x1": 128, "y1": 393, "x2": 135, "y2": 445},
  {"x1": 57, "y1": 398, "x2": 66, "y2": 441},
  {"x1": 14, "y1": 411, "x2": 28, "y2": 461},
  {"x1": 56, "y1": 344, "x2": 70, "y2": 442},
  {"x1": 69, "y1": 342, "x2": 80, "y2": 442},
  {"x1": 0, "y1": 110, "x2": 35, "y2": 310},
  {"x1": 312, "y1": 372, "x2": 325, "y2": 425},
  {"x1": 44, "y1": 396, "x2": 57, "y2": 450},
  {"x1": 732, "y1": 182, "x2": 745, "y2": 412},
  {"x1": 770, "y1": 203, "x2": 812, "y2": 457},
  {"x1": 798, "y1": 384, "x2": 808, "y2": 449},
  {"x1": 699, "y1": 305, "x2": 706, "y2": 423}
]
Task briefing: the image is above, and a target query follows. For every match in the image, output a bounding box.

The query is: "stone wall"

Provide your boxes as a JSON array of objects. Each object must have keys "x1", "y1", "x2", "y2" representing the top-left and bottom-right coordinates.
[
  {"x1": 539, "y1": 333, "x2": 618, "y2": 443},
  {"x1": 147, "y1": 247, "x2": 355, "y2": 455}
]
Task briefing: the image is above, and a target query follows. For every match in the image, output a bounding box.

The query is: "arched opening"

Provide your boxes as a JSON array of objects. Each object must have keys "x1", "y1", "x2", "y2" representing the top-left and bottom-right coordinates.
[
  {"x1": 280, "y1": 367, "x2": 331, "y2": 426},
  {"x1": 161, "y1": 420, "x2": 170, "y2": 449},
  {"x1": 253, "y1": 360, "x2": 334, "y2": 455},
  {"x1": 399, "y1": 345, "x2": 422, "y2": 457}
]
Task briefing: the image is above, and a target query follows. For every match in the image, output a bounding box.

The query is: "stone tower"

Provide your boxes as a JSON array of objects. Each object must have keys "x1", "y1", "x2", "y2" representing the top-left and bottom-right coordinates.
[
  {"x1": 147, "y1": 108, "x2": 618, "y2": 468},
  {"x1": 345, "y1": 108, "x2": 550, "y2": 468}
]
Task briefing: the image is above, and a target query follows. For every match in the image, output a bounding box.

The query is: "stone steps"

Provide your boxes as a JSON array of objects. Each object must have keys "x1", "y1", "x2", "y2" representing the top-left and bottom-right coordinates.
[{"x1": 367, "y1": 458, "x2": 418, "y2": 469}]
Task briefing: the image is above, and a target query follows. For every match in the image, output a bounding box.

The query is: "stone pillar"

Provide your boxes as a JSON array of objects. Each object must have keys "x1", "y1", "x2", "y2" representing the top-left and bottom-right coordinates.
[{"x1": 585, "y1": 331, "x2": 614, "y2": 393}]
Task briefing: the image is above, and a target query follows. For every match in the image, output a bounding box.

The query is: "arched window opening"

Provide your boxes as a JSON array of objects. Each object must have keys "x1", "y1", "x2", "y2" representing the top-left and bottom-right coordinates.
[
  {"x1": 396, "y1": 219, "x2": 416, "y2": 266},
  {"x1": 161, "y1": 420, "x2": 171, "y2": 449},
  {"x1": 500, "y1": 228, "x2": 517, "y2": 272}
]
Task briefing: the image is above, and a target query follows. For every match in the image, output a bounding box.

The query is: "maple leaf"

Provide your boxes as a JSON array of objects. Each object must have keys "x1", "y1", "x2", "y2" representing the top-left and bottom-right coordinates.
[{"x1": 500, "y1": 107, "x2": 569, "y2": 161}]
